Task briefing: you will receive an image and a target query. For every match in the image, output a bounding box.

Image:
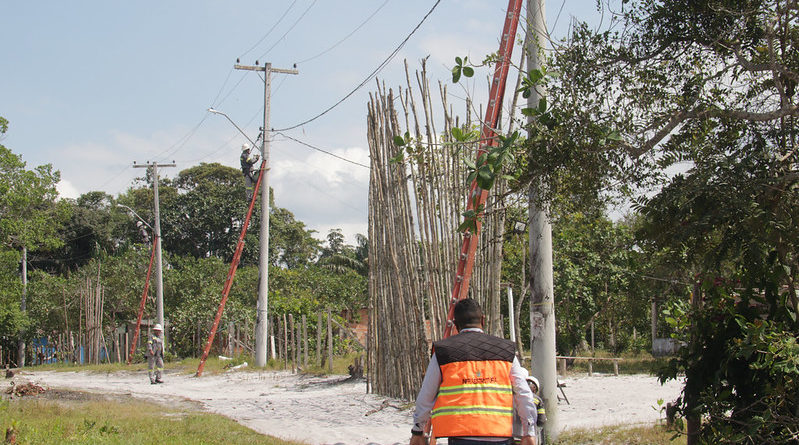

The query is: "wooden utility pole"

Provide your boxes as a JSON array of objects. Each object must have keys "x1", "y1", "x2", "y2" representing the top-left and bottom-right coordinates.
[
  {"x1": 234, "y1": 62, "x2": 298, "y2": 368},
  {"x1": 133, "y1": 161, "x2": 175, "y2": 348},
  {"x1": 526, "y1": 0, "x2": 559, "y2": 440}
]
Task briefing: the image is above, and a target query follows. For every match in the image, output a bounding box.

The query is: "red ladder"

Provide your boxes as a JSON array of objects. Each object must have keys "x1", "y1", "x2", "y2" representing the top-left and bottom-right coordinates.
[
  {"x1": 443, "y1": 0, "x2": 525, "y2": 339},
  {"x1": 428, "y1": 1, "x2": 524, "y2": 443},
  {"x1": 196, "y1": 160, "x2": 266, "y2": 376},
  {"x1": 128, "y1": 236, "x2": 158, "y2": 365}
]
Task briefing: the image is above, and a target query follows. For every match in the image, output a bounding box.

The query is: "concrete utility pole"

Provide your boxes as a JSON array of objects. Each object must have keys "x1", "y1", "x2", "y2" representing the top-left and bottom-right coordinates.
[
  {"x1": 133, "y1": 161, "x2": 175, "y2": 346},
  {"x1": 18, "y1": 246, "x2": 27, "y2": 367},
  {"x1": 234, "y1": 62, "x2": 298, "y2": 367},
  {"x1": 526, "y1": 0, "x2": 559, "y2": 440}
]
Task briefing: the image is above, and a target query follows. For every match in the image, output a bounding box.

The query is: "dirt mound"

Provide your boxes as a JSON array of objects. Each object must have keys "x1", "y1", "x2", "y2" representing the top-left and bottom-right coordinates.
[{"x1": 4, "y1": 382, "x2": 46, "y2": 397}]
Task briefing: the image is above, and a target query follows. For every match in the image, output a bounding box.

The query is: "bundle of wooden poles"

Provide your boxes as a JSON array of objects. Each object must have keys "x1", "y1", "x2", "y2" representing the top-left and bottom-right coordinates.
[{"x1": 366, "y1": 60, "x2": 508, "y2": 400}]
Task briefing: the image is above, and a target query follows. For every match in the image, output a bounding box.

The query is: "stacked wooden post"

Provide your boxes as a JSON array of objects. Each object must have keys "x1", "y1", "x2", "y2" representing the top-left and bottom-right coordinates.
[
  {"x1": 366, "y1": 61, "x2": 510, "y2": 399},
  {"x1": 82, "y1": 277, "x2": 104, "y2": 364}
]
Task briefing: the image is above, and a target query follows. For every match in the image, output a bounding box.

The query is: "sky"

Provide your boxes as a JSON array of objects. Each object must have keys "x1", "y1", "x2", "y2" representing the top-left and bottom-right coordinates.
[{"x1": 1, "y1": 0, "x2": 602, "y2": 244}]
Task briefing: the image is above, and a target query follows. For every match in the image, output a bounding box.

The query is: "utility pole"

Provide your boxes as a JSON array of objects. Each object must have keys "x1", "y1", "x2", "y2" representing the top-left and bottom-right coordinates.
[
  {"x1": 133, "y1": 161, "x2": 175, "y2": 347},
  {"x1": 234, "y1": 61, "x2": 298, "y2": 367},
  {"x1": 526, "y1": 0, "x2": 559, "y2": 440},
  {"x1": 18, "y1": 246, "x2": 27, "y2": 367}
]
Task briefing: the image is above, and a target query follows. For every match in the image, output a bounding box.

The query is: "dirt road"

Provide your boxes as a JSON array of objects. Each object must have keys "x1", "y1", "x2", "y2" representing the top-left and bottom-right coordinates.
[{"x1": 16, "y1": 369, "x2": 682, "y2": 445}]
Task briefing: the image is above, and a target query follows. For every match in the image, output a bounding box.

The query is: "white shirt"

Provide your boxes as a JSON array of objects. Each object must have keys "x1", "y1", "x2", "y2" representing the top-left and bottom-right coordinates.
[{"x1": 411, "y1": 328, "x2": 537, "y2": 440}]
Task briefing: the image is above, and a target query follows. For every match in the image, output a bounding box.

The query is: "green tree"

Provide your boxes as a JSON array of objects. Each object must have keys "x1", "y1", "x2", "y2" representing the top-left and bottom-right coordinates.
[
  {"x1": 317, "y1": 229, "x2": 367, "y2": 276},
  {"x1": 0, "y1": 118, "x2": 70, "y2": 365},
  {"x1": 546, "y1": 0, "x2": 799, "y2": 441},
  {"x1": 160, "y1": 163, "x2": 252, "y2": 261}
]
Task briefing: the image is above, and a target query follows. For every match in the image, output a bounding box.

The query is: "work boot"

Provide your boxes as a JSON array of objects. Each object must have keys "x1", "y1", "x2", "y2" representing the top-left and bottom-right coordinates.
[
  {"x1": 155, "y1": 379, "x2": 164, "y2": 384},
  {"x1": 150, "y1": 380, "x2": 157, "y2": 385}
]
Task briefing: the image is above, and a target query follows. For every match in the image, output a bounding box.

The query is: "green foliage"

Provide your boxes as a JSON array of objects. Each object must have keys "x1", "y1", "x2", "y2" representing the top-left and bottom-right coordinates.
[
  {"x1": 0, "y1": 147, "x2": 70, "y2": 252},
  {"x1": 552, "y1": 212, "x2": 651, "y2": 354},
  {"x1": 451, "y1": 56, "x2": 474, "y2": 83},
  {"x1": 545, "y1": 0, "x2": 799, "y2": 440},
  {"x1": 0, "y1": 119, "x2": 71, "y2": 349},
  {"x1": 160, "y1": 163, "x2": 254, "y2": 262},
  {"x1": 458, "y1": 132, "x2": 519, "y2": 233},
  {"x1": 0, "y1": 248, "x2": 25, "y2": 339}
]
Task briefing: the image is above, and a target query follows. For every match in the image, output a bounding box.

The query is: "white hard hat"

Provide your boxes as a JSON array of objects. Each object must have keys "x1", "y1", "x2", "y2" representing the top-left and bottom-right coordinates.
[
  {"x1": 526, "y1": 375, "x2": 540, "y2": 390},
  {"x1": 153, "y1": 323, "x2": 163, "y2": 331},
  {"x1": 241, "y1": 143, "x2": 251, "y2": 151}
]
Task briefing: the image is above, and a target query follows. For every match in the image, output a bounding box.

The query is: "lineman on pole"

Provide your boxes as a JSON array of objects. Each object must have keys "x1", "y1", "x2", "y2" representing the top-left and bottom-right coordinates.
[
  {"x1": 136, "y1": 220, "x2": 150, "y2": 244},
  {"x1": 240, "y1": 143, "x2": 260, "y2": 200}
]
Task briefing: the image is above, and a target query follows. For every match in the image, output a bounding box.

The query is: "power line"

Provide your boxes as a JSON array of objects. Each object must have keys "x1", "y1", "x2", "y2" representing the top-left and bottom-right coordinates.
[
  {"x1": 239, "y1": 0, "x2": 300, "y2": 60},
  {"x1": 156, "y1": 113, "x2": 210, "y2": 162},
  {"x1": 295, "y1": 0, "x2": 391, "y2": 65},
  {"x1": 273, "y1": 0, "x2": 443, "y2": 132},
  {"x1": 215, "y1": 71, "x2": 249, "y2": 109},
  {"x1": 275, "y1": 132, "x2": 370, "y2": 168},
  {"x1": 95, "y1": 164, "x2": 133, "y2": 193},
  {"x1": 182, "y1": 107, "x2": 263, "y2": 164},
  {"x1": 211, "y1": 67, "x2": 235, "y2": 106},
  {"x1": 257, "y1": 0, "x2": 320, "y2": 61}
]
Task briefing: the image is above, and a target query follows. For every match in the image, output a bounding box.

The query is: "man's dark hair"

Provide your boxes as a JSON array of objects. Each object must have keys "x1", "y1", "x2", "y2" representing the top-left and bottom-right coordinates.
[{"x1": 453, "y1": 298, "x2": 483, "y2": 330}]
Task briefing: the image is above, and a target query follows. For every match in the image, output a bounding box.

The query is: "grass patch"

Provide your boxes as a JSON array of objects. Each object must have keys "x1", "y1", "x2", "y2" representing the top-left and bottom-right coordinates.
[
  {"x1": 0, "y1": 394, "x2": 306, "y2": 445},
  {"x1": 553, "y1": 423, "x2": 685, "y2": 445}
]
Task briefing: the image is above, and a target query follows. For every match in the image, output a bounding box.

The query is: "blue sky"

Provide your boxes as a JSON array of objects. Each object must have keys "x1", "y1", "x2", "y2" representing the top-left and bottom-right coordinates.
[{"x1": 1, "y1": 0, "x2": 601, "y2": 243}]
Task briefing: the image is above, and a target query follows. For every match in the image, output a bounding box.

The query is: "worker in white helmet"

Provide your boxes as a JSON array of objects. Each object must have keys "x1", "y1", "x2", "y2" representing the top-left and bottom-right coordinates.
[
  {"x1": 513, "y1": 372, "x2": 547, "y2": 444},
  {"x1": 240, "y1": 143, "x2": 260, "y2": 201},
  {"x1": 136, "y1": 220, "x2": 150, "y2": 244},
  {"x1": 147, "y1": 323, "x2": 165, "y2": 384}
]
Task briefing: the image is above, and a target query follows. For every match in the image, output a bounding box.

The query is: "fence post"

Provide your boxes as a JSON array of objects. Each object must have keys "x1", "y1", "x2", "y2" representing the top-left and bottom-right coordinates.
[
  {"x1": 302, "y1": 314, "x2": 308, "y2": 368},
  {"x1": 327, "y1": 308, "x2": 333, "y2": 373},
  {"x1": 316, "y1": 312, "x2": 323, "y2": 367},
  {"x1": 613, "y1": 359, "x2": 619, "y2": 376}
]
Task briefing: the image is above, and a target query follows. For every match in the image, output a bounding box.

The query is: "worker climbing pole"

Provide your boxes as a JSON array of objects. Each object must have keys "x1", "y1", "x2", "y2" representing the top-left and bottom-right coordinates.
[
  {"x1": 128, "y1": 236, "x2": 158, "y2": 365},
  {"x1": 428, "y1": 0, "x2": 524, "y2": 442},
  {"x1": 196, "y1": 159, "x2": 266, "y2": 376}
]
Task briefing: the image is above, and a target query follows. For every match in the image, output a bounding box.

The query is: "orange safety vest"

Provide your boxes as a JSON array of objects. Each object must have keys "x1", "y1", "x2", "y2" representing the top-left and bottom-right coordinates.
[{"x1": 431, "y1": 331, "x2": 516, "y2": 438}]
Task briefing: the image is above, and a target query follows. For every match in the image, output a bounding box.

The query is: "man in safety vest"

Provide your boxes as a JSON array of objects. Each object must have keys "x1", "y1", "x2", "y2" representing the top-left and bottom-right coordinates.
[{"x1": 410, "y1": 298, "x2": 537, "y2": 445}]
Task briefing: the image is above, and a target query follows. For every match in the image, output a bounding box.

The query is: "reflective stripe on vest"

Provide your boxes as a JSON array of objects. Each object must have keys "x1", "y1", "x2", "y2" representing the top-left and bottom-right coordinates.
[{"x1": 431, "y1": 359, "x2": 514, "y2": 438}]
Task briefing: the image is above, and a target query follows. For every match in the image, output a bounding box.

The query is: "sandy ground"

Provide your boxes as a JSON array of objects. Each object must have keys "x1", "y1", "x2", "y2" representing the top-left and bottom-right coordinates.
[{"x1": 14, "y1": 369, "x2": 682, "y2": 445}]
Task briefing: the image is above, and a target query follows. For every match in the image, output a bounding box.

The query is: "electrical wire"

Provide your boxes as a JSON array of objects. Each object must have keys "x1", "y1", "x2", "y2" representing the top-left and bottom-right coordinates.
[
  {"x1": 238, "y1": 0, "x2": 300, "y2": 60},
  {"x1": 211, "y1": 67, "x2": 235, "y2": 107},
  {"x1": 215, "y1": 71, "x2": 250, "y2": 109},
  {"x1": 257, "y1": 0, "x2": 320, "y2": 61},
  {"x1": 273, "y1": 0, "x2": 443, "y2": 132},
  {"x1": 179, "y1": 107, "x2": 263, "y2": 164},
  {"x1": 295, "y1": 0, "x2": 391, "y2": 65},
  {"x1": 156, "y1": 113, "x2": 210, "y2": 162},
  {"x1": 95, "y1": 164, "x2": 134, "y2": 193},
  {"x1": 275, "y1": 132, "x2": 370, "y2": 168}
]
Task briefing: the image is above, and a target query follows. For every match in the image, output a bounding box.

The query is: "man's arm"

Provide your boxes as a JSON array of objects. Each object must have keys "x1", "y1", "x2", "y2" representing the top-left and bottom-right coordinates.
[{"x1": 409, "y1": 353, "x2": 441, "y2": 444}]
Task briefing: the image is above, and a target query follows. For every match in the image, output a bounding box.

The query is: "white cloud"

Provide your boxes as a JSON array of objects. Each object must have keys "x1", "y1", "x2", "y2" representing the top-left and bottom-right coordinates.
[
  {"x1": 56, "y1": 179, "x2": 80, "y2": 200},
  {"x1": 268, "y1": 141, "x2": 369, "y2": 243}
]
